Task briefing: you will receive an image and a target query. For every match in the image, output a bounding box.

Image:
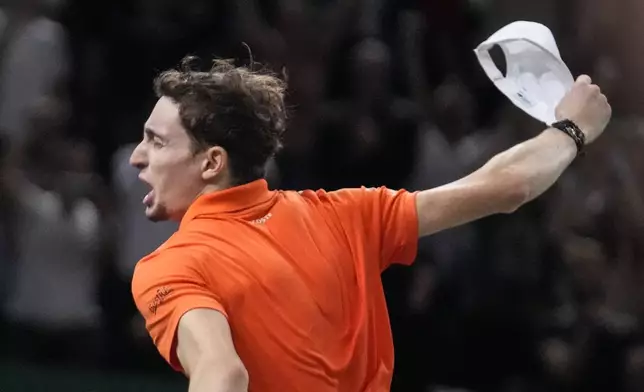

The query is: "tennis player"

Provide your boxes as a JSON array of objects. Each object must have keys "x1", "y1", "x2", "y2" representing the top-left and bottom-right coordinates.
[{"x1": 130, "y1": 58, "x2": 611, "y2": 391}]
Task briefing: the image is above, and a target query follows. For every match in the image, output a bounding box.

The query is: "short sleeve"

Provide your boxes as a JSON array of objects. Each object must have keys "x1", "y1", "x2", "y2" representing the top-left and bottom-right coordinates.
[
  {"x1": 323, "y1": 187, "x2": 419, "y2": 271},
  {"x1": 131, "y1": 250, "x2": 226, "y2": 371}
]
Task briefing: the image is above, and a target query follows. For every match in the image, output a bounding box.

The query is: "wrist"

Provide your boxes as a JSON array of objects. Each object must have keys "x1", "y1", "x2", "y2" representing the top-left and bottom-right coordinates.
[
  {"x1": 542, "y1": 127, "x2": 578, "y2": 157},
  {"x1": 551, "y1": 119, "x2": 586, "y2": 155}
]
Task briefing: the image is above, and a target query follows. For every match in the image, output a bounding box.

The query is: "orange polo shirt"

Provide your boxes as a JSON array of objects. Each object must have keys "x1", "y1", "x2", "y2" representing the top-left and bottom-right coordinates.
[{"x1": 132, "y1": 180, "x2": 418, "y2": 391}]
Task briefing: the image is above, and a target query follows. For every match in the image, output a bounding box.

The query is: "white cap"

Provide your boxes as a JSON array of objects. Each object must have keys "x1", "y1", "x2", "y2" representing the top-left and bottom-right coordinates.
[{"x1": 474, "y1": 21, "x2": 574, "y2": 125}]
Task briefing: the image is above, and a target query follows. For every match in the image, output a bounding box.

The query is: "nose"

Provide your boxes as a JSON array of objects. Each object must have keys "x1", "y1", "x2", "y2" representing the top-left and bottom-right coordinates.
[{"x1": 129, "y1": 142, "x2": 147, "y2": 170}]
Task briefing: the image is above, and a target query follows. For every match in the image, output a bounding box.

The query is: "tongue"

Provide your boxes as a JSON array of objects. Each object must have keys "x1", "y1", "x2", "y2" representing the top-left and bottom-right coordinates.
[{"x1": 143, "y1": 189, "x2": 155, "y2": 206}]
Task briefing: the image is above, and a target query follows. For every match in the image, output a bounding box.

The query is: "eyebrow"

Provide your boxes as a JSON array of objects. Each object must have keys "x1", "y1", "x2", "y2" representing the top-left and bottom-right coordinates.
[{"x1": 144, "y1": 127, "x2": 165, "y2": 141}]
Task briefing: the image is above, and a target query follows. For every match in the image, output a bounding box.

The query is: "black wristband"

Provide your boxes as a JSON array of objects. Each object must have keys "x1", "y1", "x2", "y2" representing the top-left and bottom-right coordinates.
[{"x1": 551, "y1": 119, "x2": 586, "y2": 155}]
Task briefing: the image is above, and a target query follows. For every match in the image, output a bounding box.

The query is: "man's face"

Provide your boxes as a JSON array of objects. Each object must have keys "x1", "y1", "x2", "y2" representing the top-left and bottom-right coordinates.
[{"x1": 130, "y1": 97, "x2": 207, "y2": 222}]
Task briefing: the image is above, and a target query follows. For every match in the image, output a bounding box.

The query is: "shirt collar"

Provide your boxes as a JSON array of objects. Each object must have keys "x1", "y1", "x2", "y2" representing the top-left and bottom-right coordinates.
[{"x1": 180, "y1": 179, "x2": 275, "y2": 227}]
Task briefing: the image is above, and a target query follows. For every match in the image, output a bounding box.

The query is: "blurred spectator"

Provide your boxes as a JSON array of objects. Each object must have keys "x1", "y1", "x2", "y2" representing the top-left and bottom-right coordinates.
[
  {"x1": 2, "y1": 95, "x2": 106, "y2": 367},
  {"x1": 0, "y1": 0, "x2": 70, "y2": 147}
]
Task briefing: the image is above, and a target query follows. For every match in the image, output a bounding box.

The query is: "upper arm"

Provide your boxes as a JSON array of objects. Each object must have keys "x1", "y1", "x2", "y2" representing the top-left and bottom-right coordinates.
[
  {"x1": 324, "y1": 187, "x2": 419, "y2": 270},
  {"x1": 177, "y1": 308, "x2": 246, "y2": 380}
]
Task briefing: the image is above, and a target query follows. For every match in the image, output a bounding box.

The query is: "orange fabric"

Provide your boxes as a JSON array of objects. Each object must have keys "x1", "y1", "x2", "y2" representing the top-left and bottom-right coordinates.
[{"x1": 132, "y1": 180, "x2": 418, "y2": 392}]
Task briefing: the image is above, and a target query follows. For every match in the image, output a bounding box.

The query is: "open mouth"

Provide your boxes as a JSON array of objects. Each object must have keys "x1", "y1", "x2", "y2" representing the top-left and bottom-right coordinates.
[{"x1": 139, "y1": 176, "x2": 155, "y2": 207}]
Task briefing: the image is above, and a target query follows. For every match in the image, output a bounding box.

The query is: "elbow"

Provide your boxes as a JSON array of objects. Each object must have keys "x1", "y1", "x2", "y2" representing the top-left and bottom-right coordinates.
[
  {"x1": 223, "y1": 363, "x2": 249, "y2": 391},
  {"x1": 231, "y1": 362, "x2": 250, "y2": 390},
  {"x1": 216, "y1": 360, "x2": 249, "y2": 391},
  {"x1": 191, "y1": 357, "x2": 249, "y2": 391}
]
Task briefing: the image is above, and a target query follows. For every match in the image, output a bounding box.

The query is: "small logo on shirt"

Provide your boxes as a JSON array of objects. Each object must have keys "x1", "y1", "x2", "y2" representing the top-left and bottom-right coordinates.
[
  {"x1": 148, "y1": 286, "x2": 173, "y2": 315},
  {"x1": 251, "y1": 213, "x2": 272, "y2": 225}
]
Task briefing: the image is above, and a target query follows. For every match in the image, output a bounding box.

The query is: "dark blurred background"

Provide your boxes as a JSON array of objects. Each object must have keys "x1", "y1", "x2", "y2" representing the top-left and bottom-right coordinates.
[{"x1": 1, "y1": 0, "x2": 644, "y2": 391}]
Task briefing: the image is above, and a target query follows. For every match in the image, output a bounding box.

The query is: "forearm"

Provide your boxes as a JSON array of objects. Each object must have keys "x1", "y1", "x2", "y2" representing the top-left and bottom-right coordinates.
[
  {"x1": 416, "y1": 127, "x2": 578, "y2": 237},
  {"x1": 480, "y1": 127, "x2": 577, "y2": 206},
  {"x1": 188, "y1": 358, "x2": 249, "y2": 392}
]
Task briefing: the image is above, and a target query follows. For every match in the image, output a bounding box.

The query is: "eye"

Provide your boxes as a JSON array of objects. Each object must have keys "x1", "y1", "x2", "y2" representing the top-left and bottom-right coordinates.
[
  {"x1": 145, "y1": 134, "x2": 165, "y2": 148},
  {"x1": 143, "y1": 129, "x2": 165, "y2": 148},
  {"x1": 151, "y1": 138, "x2": 164, "y2": 148}
]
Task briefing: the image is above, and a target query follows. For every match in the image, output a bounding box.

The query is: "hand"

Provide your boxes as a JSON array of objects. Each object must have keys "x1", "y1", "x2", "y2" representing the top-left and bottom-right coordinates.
[{"x1": 555, "y1": 75, "x2": 612, "y2": 144}]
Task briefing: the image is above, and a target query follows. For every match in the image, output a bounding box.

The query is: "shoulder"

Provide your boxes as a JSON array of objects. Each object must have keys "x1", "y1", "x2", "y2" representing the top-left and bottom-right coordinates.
[
  {"x1": 279, "y1": 187, "x2": 415, "y2": 228},
  {"x1": 132, "y1": 230, "x2": 213, "y2": 288},
  {"x1": 283, "y1": 186, "x2": 375, "y2": 204},
  {"x1": 131, "y1": 232, "x2": 227, "y2": 317},
  {"x1": 132, "y1": 217, "x2": 251, "y2": 284},
  {"x1": 279, "y1": 186, "x2": 413, "y2": 212}
]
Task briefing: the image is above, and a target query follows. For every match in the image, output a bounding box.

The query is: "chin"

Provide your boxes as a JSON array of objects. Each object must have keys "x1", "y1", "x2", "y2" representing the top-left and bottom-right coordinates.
[
  {"x1": 145, "y1": 214, "x2": 167, "y2": 223},
  {"x1": 144, "y1": 205, "x2": 171, "y2": 223}
]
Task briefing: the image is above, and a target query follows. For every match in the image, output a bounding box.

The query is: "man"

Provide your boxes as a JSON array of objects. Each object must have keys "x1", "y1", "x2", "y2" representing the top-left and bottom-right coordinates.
[{"x1": 130, "y1": 57, "x2": 611, "y2": 391}]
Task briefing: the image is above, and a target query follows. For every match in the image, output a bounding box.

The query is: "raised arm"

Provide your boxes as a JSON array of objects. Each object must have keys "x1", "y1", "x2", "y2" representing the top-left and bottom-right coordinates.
[
  {"x1": 416, "y1": 75, "x2": 612, "y2": 237},
  {"x1": 178, "y1": 309, "x2": 249, "y2": 392}
]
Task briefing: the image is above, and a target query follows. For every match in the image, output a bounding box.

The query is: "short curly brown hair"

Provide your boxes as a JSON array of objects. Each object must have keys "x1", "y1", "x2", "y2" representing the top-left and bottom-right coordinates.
[{"x1": 153, "y1": 56, "x2": 287, "y2": 184}]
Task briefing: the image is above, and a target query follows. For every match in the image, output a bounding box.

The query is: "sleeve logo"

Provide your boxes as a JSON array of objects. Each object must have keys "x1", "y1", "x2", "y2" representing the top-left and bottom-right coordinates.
[{"x1": 148, "y1": 286, "x2": 173, "y2": 315}]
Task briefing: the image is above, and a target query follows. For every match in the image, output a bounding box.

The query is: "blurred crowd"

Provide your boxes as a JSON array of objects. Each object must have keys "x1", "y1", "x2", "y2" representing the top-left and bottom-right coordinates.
[{"x1": 1, "y1": 0, "x2": 644, "y2": 391}]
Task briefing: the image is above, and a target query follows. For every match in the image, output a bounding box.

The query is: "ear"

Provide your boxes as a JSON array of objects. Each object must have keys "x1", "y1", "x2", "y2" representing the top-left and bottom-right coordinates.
[{"x1": 201, "y1": 146, "x2": 228, "y2": 181}]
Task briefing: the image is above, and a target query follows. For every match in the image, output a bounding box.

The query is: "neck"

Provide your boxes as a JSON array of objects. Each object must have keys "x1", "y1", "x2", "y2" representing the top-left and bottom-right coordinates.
[
  {"x1": 173, "y1": 184, "x2": 231, "y2": 222},
  {"x1": 200, "y1": 183, "x2": 230, "y2": 196},
  {"x1": 198, "y1": 173, "x2": 264, "y2": 198}
]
